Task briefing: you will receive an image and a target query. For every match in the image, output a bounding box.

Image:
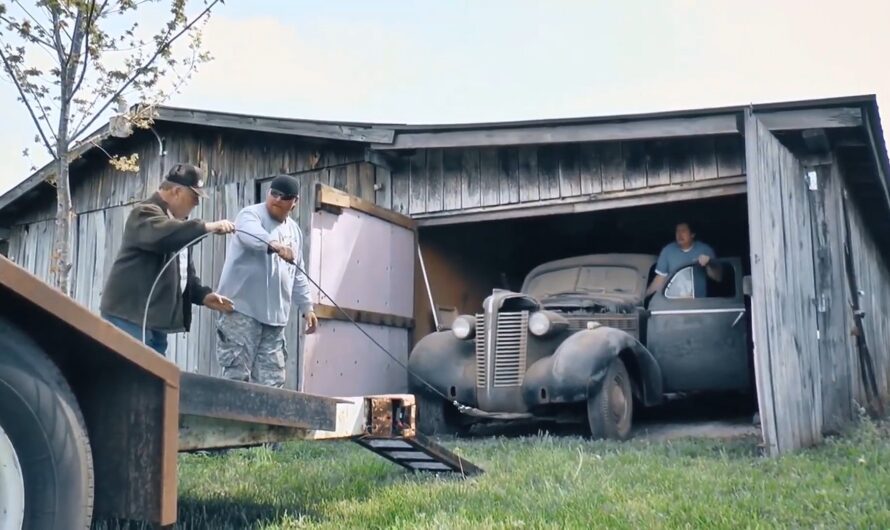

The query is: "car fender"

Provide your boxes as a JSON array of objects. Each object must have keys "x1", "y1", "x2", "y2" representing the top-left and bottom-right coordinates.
[
  {"x1": 522, "y1": 326, "x2": 663, "y2": 406},
  {"x1": 407, "y1": 331, "x2": 476, "y2": 405}
]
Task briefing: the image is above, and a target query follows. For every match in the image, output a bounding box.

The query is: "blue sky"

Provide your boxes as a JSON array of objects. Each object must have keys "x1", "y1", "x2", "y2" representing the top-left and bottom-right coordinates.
[{"x1": 1, "y1": 0, "x2": 888, "y2": 193}]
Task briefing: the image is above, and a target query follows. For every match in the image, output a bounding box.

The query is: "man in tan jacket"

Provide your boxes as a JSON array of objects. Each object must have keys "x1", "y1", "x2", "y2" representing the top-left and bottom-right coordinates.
[{"x1": 100, "y1": 163, "x2": 235, "y2": 355}]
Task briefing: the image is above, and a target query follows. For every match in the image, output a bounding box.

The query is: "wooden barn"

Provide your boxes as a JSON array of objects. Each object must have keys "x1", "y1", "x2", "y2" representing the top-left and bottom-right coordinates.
[{"x1": 0, "y1": 94, "x2": 888, "y2": 455}]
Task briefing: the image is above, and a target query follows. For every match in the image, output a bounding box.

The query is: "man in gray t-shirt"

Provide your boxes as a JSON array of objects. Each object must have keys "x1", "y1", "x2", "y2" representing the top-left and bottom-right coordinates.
[
  {"x1": 214, "y1": 174, "x2": 319, "y2": 388},
  {"x1": 645, "y1": 222, "x2": 722, "y2": 298}
]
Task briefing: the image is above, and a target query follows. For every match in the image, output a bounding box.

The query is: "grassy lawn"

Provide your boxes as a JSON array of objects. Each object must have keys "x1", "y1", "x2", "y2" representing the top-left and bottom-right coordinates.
[{"x1": 98, "y1": 419, "x2": 889, "y2": 529}]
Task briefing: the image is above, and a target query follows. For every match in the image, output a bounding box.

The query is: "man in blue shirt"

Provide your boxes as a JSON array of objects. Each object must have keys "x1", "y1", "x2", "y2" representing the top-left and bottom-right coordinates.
[
  {"x1": 215, "y1": 175, "x2": 318, "y2": 388},
  {"x1": 645, "y1": 221, "x2": 722, "y2": 298}
]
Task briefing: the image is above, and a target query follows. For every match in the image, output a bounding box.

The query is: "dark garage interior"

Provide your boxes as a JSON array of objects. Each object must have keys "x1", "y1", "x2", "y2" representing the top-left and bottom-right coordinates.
[
  {"x1": 414, "y1": 192, "x2": 758, "y2": 434},
  {"x1": 418, "y1": 193, "x2": 751, "y2": 320}
]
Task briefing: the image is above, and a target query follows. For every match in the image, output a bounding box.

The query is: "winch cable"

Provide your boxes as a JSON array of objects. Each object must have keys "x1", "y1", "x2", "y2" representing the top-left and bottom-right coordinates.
[{"x1": 141, "y1": 227, "x2": 477, "y2": 415}]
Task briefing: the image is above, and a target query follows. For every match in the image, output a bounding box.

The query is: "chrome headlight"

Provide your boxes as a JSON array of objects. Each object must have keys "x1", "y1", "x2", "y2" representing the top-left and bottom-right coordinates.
[
  {"x1": 452, "y1": 315, "x2": 476, "y2": 340},
  {"x1": 529, "y1": 310, "x2": 568, "y2": 337}
]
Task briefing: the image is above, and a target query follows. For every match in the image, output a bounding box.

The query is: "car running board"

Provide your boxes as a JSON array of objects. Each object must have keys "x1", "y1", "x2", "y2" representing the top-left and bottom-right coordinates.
[{"x1": 353, "y1": 432, "x2": 483, "y2": 476}]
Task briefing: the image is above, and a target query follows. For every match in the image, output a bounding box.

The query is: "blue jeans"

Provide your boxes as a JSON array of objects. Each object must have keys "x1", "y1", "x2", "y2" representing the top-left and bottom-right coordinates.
[{"x1": 101, "y1": 313, "x2": 168, "y2": 355}]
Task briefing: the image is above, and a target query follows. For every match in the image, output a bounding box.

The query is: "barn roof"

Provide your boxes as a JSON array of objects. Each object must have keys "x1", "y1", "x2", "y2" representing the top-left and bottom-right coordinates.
[{"x1": 1, "y1": 94, "x2": 888, "y2": 231}]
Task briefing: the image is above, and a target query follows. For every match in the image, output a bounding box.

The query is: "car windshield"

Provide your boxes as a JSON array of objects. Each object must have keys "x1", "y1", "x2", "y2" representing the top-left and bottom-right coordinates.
[{"x1": 525, "y1": 266, "x2": 641, "y2": 300}]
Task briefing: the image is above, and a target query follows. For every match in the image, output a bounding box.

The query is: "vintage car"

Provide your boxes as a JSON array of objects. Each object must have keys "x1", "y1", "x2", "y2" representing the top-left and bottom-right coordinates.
[{"x1": 408, "y1": 253, "x2": 752, "y2": 439}]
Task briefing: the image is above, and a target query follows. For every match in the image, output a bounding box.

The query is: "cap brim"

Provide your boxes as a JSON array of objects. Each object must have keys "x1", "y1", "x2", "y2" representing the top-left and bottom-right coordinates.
[{"x1": 190, "y1": 187, "x2": 209, "y2": 199}]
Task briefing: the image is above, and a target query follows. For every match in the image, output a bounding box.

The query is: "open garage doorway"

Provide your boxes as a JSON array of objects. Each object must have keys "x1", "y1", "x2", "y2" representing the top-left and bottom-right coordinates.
[{"x1": 413, "y1": 192, "x2": 758, "y2": 438}]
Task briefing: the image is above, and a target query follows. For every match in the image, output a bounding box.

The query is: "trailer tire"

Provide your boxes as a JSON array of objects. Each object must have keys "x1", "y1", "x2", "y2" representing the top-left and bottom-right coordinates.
[{"x1": 0, "y1": 321, "x2": 94, "y2": 530}]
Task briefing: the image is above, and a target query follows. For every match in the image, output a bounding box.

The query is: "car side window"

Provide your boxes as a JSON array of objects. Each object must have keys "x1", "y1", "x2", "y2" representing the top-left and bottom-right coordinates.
[
  {"x1": 665, "y1": 262, "x2": 738, "y2": 299},
  {"x1": 665, "y1": 266, "x2": 695, "y2": 299}
]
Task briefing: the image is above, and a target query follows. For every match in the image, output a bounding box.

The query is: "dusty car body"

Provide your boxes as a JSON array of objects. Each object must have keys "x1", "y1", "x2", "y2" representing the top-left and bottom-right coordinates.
[{"x1": 408, "y1": 253, "x2": 752, "y2": 439}]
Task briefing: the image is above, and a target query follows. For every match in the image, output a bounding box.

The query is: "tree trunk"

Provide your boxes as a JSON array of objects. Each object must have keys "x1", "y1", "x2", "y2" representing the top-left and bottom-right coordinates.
[{"x1": 52, "y1": 99, "x2": 73, "y2": 296}]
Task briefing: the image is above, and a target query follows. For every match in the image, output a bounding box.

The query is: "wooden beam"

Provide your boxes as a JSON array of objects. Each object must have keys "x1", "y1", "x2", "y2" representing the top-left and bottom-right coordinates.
[
  {"x1": 179, "y1": 372, "x2": 341, "y2": 429},
  {"x1": 373, "y1": 114, "x2": 741, "y2": 151},
  {"x1": 315, "y1": 183, "x2": 416, "y2": 231},
  {"x1": 158, "y1": 107, "x2": 395, "y2": 144},
  {"x1": 416, "y1": 176, "x2": 747, "y2": 226},
  {"x1": 756, "y1": 107, "x2": 862, "y2": 131},
  {"x1": 315, "y1": 303, "x2": 414, "y2": 329}
]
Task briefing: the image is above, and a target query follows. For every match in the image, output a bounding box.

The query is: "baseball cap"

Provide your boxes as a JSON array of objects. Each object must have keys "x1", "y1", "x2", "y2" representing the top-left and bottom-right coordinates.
[
  {"x1": 269, "y1": 175, "x2": 300, "y2": 199},
  {"x1": 165, "y1": 163, "x2": 208, "y2": 198}
]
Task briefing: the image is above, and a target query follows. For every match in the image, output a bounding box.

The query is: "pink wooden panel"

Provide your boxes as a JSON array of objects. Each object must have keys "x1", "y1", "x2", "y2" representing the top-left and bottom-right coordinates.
[
  {"x1": 308, "y1": 209, "x2": 414, "y2": 318},
  {"x1": 300, "y1": 320, "x2": 409, "y2": 395}
]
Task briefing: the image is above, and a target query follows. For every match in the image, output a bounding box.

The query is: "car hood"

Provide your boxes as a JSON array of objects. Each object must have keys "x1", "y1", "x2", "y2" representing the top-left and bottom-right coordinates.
[{"x1": 538, "y1": 292, "x2": 641, "y2": 311}]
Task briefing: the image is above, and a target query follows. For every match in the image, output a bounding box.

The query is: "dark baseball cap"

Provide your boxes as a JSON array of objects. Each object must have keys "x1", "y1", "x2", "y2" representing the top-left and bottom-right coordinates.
[
  {"x1": 269, "y1": 175, "x2": 300, "y2": 199},
  {"x1": 165, "y1": 163, "x2": 208, "y2": 198}
]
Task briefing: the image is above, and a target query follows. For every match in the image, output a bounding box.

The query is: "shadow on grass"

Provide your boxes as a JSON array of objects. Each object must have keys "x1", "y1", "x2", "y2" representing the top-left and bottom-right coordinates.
[{"x1": 92, "y1": 497, "x2": 319, "y2": 530}]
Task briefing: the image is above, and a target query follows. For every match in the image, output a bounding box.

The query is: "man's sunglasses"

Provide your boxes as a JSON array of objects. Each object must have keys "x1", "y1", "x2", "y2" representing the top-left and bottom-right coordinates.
[{"x1": 270, "y1": 189, "x2": 298, "y2": 201}]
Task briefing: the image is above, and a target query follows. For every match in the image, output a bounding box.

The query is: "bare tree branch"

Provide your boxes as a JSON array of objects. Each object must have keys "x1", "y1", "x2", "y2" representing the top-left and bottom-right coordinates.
[
  {"x1": 63, "y1": 2, "x2": 87, "y2": 103},
  {"x1": 0, "y1": 46, "x2": 56, "y2": 156},
  {"x1": 70, "y1": 0, "x2": 221, "y2": 141},
  {"x1": 49, "y1": 5, "x2": 66, "y2": 67},
  {"x1": 69, "y1": 0, "x2": 96, "y2": 99}
]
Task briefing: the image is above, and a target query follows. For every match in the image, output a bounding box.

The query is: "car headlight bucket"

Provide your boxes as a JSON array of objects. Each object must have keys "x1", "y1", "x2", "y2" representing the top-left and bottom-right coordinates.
[
  {"x1": 452, "y1": 315, "x2": 476, "y2": 340},
  {"x1": 529, "y1": 311, "x2": 568, "y2": 337}
]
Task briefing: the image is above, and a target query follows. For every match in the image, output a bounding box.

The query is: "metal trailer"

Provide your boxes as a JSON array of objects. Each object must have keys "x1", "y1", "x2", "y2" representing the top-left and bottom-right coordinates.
[{"x1": 0, "y1": 255, "x2": 480, "y2": 530}]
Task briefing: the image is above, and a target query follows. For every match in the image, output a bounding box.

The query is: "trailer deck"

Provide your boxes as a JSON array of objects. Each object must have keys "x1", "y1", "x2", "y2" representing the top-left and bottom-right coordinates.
[{"x1": 0, "y1": 254, "x2": 480, "y2": 529}]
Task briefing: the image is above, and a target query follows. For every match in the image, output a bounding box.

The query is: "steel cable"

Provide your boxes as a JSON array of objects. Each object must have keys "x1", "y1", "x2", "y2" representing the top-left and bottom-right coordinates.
[{"x1": 141, "y1": 227, "x2": 474, "y2": 414}]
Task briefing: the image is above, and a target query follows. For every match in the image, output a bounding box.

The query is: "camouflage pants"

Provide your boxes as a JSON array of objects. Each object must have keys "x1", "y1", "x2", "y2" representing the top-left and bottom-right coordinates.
[{"x1": 215, "y1": 311, "x2": 287, "y2": 388}]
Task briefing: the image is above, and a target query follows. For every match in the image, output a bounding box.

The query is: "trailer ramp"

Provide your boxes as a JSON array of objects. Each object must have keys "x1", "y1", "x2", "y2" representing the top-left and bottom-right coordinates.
[{"x1": 178, "y1": 374, "x2": 482, "y2": 476}]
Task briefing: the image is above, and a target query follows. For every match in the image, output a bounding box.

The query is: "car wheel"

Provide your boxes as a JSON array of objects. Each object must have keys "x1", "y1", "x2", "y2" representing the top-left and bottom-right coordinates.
[
  {"x1": 415, "y1": 392, "x2": 468, "y2": 437},
  {"x1": 0, "y1": 322, "x2": 94, "y2": 530},
  {"x1": 587, "y1": 358, "x2": 633, "y2": 440}
]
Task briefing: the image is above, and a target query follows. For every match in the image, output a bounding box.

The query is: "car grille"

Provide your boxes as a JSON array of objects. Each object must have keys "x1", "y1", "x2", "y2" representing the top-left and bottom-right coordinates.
[
  {"x1": 475, "y1": 311, "x2": 529, "y2": 388},
  {"x1": 566, "y1": 314, "x2": 639, "y2": 339}
]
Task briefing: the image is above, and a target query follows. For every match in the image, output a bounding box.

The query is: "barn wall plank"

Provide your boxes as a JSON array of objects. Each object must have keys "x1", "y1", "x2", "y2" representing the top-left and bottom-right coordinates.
[
  {"x1": 517, "y1": 147, "x2": 540, "y2": 203},
  {"x1": 623, "y1": 141, "x2": 648, "y2": 190},
  {"x1": 409, "y1": 151, "x2": 427, "y2": 215},
  {"x1": 498, "y1": 147, "x2": 520, "y2": 205},
  {"x1": 426, "y1": 150, "x2": 444, "y2": 213},
  {"x1": 461, "y1": 149, "x2": 482, "y2": 209},
  {"x1": 579, "y1": 143, "x2": 603, "y2": 195},
  {"x1": 600, "y1": 142, "x2": 625, "y2": 192},
  {"x1": 442, "y1": 149, "x2": 463, "y2": 210},
  {"x1": 557, "y1": 144, "x2": 582, "y2": 198},
  {"x1": 536, "y1": 145, "x2": 561, "y2": 200},
  {"x1": 645, "y1": 139, "x2": 671, "y2": 187},
  {"x1": 746, "y1": 111, "x2": 822, "y2": 455},
  {"x1": 480, "y1": 148, "x2": 501, "y2": 207}
]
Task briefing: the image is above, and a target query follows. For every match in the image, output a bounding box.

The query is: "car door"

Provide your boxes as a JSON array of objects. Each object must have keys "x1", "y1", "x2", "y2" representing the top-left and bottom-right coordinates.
[{"x1": 646, "y1": 258, "x2": 749, "y2": 393}]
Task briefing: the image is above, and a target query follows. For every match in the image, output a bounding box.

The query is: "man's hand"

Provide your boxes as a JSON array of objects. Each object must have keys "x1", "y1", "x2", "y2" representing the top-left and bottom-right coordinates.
[
  {"x1": 269, "y1": 241, "x2": 295, "y2": 264},
  {"x1": 203, "y1": 292, "x2": 235, "y2": 313},
  {"x1": 304, "y1": 311, "x2": 318, "y2": 334},
  {"x1": 206, "y1": 220, "x2": 235, "y2": 234},
  {"x1": 697, "y1": 254, "x2": 711, "y2": 267}
]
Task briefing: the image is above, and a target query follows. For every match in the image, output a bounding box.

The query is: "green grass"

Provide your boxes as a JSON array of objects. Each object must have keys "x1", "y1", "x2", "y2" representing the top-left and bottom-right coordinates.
[{"x1": 97, "y1": 419, "x2": 890, "y2": 529}]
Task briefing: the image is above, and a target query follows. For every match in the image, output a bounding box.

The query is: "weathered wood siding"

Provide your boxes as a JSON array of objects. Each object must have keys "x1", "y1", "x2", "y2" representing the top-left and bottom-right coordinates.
[
  {"x1": 748, "y1": 110, "x2": 890, "y2": 455},
  {"x1": 12, "y1": 125, "x2": 367, "y2": 225},
  {"x1": 844, "y1": 175, "x2": 890, "y2": 407},
  {"x1": 4, "y1": 126, "x2": 371, "y2": 389},
  {"x1": 807, "y1": 162, "x2": 855, "y2": 433},
  {"x1": 388, "y1": 135, "x2": 745, "y2": 216},
  {"x1": 746, "y1": 112, "x2": 822, "y2": 455}
]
